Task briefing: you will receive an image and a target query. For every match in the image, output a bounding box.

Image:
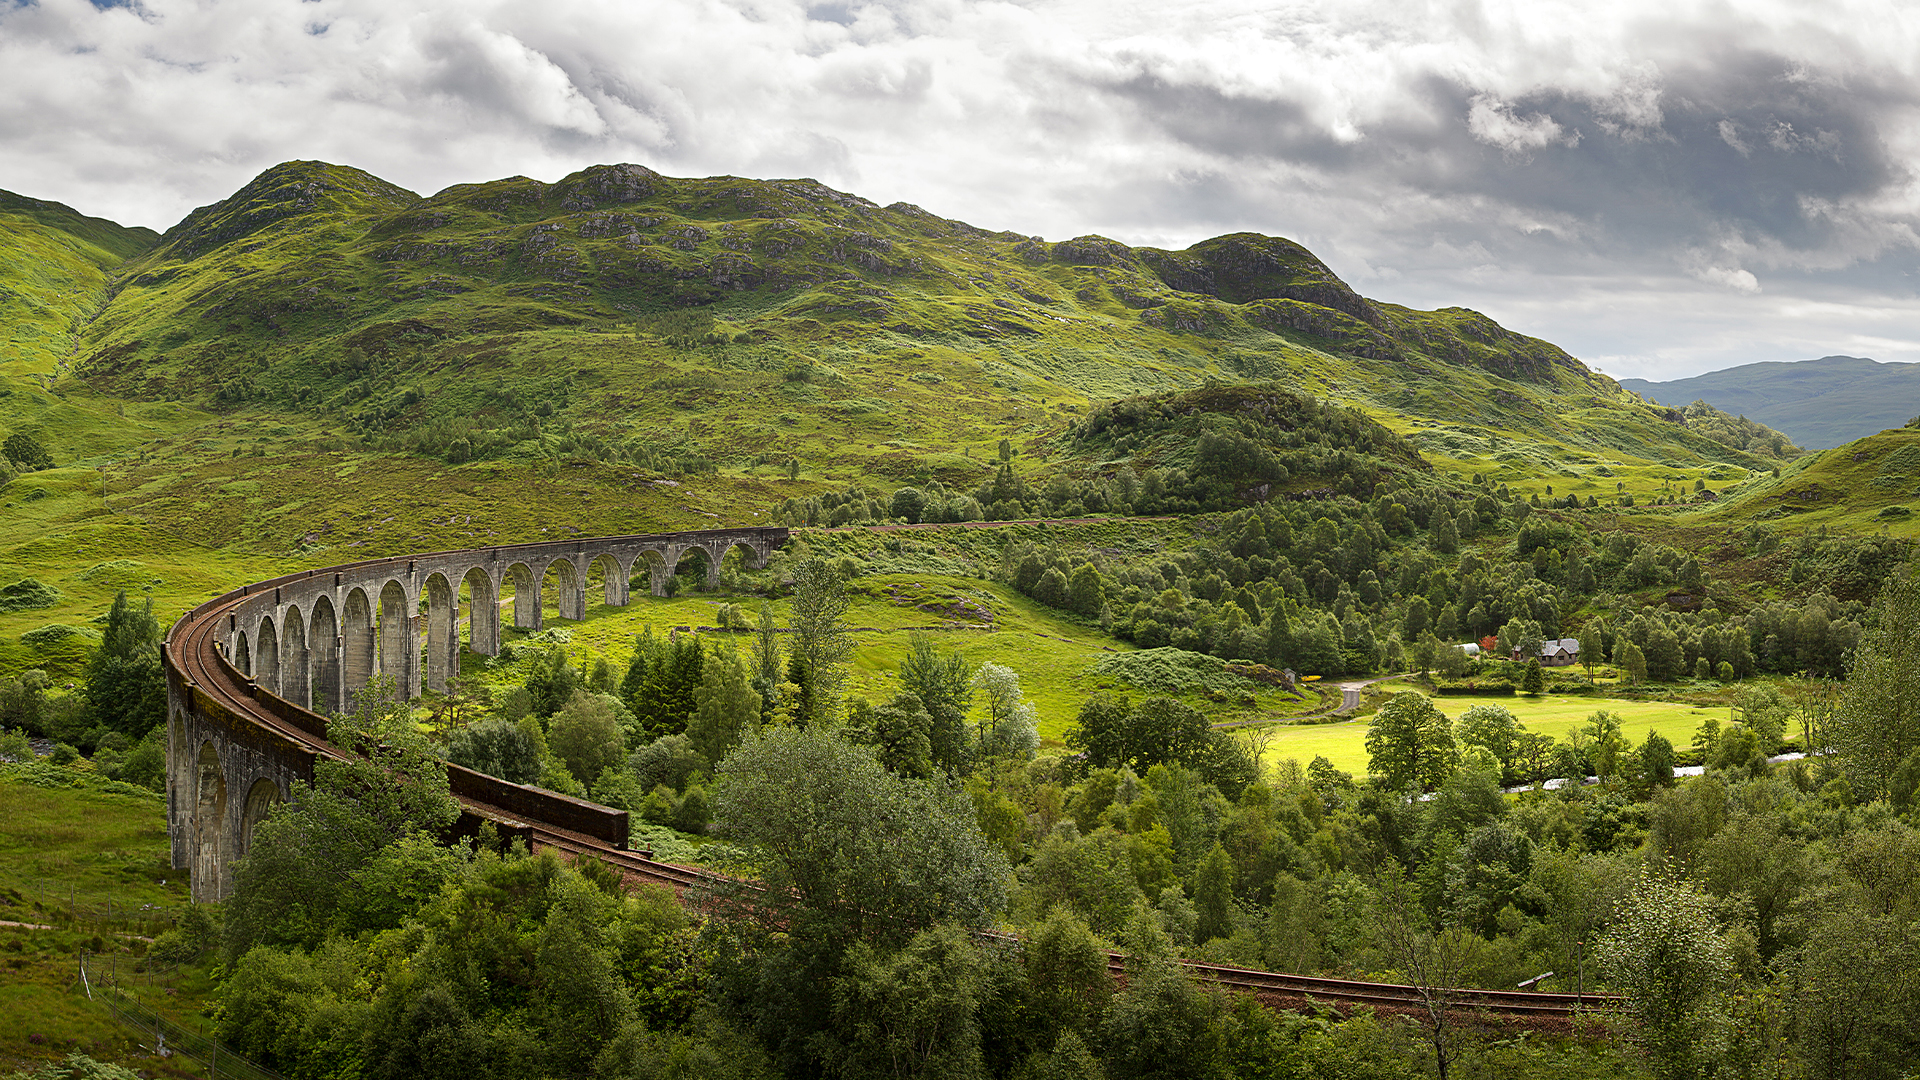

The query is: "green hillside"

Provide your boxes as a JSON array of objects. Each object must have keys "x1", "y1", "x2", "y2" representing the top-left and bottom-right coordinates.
[
  {"x1": 0, "y1": 159, "x2": 1814, "y2": 660},
  {"x1": 1621, "y1": 355, "x2": 1920, "y2": 450},
  {"x1": 1693, "y1": 424, "x2": 1920, "y2": 536},
  {"x1": 0, "y1": 189, "x2": 174, "y2": 465},
  {"x1": 39, "y1": 162, "x2": 1794, "y2": 544}
]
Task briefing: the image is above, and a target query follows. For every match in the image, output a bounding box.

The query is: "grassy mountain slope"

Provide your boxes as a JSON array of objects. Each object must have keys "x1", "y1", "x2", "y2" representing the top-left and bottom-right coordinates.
[
  {"x1": 1692, "y1": 425, "x2": 1920, "y2": 535},
  {"x1": 1621, "y1": 355, "x2": 1920, "y2": 450},
  {"x1": 0, "y1": 159, "x2": 1830, "y2": 669},
  {"x1": 0, "y1": 189, "x2": 178, "y2": 465},
  {"x1": 70, "y1": 163, "x2": 1790, "y2": 520}
]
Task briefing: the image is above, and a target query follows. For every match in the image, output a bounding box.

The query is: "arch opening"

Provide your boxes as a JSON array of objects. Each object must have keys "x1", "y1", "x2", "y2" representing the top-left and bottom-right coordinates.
[
  {"x1": 541, "y1": 557, "x2": 583, "y2": 622},
  {"x1": 669, "y1": 546, "x2": 714, "y2": 595},
  {"x1": 719, "y1": 541, "x2": 772, "y2": 591},
  {"x1": 310, "y1": 596, "x2": 341, "y2": 714},
  {"x1": 279, "y1": 604, "x2": 310, "y2": 708},
  {"x1": 193, "y1": 741, "x2": 227, "y2": 901},
  {"x1": 238, "y1": 778, "x2": 280, "y2": 859},
  {"x1": 632, "y1": 549, "x2": 669, "y2": 599},
  {"x1": 505, "y1": 562, "x2": 538, "y2": 631},
  {"x1": 233, "y1": 630, "x2": 252, "y2": 678},
  {"x1": 424, "y1": 572, "x2": 458, "y2": 695},
  {"x1": 342, "y1": 587, "x2": 375, "y2": 707},
  {"x1": 377, "y1": 579, "x2": 416, "y2": 699},
  {"x1": 587, "y1": 553, "x2": 628, "y2": 610},
  {"x1": 254, "y1": 616, "x2": 280, "y2": 695},
  {"x1": 460, "y1": 566, "x2": 499, "y2": 656}
]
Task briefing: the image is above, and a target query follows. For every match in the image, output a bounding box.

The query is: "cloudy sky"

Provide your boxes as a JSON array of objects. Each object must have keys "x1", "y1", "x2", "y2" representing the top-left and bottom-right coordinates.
[{"x1": 3, "y1": 0, "x2": 1917, "y2": 380}]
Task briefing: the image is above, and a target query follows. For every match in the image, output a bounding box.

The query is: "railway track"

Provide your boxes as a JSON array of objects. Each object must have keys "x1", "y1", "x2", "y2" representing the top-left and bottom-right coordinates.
[
  {"x1": 169, "y1": 572, "x2": 1616, "y2": 1022},
  {"x1": 169, "y1": 584, "x2": 717, "y2": 899},
  {"x1": 1170, "y1": 959, "x2": 1610, "y2": 1017}
]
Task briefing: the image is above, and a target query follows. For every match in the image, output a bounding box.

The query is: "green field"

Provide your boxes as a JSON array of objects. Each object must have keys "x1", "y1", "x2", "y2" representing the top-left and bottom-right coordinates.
[
  {"x1": 0, "y1": 765, "x2": 215, "y2": 1077},
  {"x1": 458, "y1": 572, "x2": 1317, "y2": 746},
  {"x1": 1260, "y1": 691, "x2": 1720, "y2": 775}
]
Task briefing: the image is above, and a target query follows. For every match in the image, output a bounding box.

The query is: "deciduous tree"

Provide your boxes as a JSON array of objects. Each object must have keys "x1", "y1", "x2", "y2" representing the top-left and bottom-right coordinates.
[
  {"x1": 1598, "y1": 871, "x2": 1736, "y2": 1080},
  {"x1": 787, "y1": 558, "x2": 853, "y2": 727},
  {"x1": 1365, "y1": 691, "x2": 1458, "y2": 792},
  {"x1": 1833, "y1": 561, "x2": 1920, "y2": 796},
  {"x1": 709, "y1": 726, "x2": 1008, "y2": 948},
  {"x1": 549, "y1": 690, "x2": 627, "y2": 785}
]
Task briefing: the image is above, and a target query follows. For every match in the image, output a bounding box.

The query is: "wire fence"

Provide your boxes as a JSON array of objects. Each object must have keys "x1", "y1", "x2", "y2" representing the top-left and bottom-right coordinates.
[
  {"x1": 12, "y1": 876, "x2": 184, "y2": 941},
  {"x1": 80, "y1": 954, "x2": 287, "y2": 1080}
]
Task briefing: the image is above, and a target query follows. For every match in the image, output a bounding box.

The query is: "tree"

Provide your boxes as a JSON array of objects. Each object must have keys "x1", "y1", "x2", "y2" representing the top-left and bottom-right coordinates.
[
  {"x1": 84, "y1": 591, "x2": 166, "y2": 741},
  {"x1": 1064, "y1": 563, "x2": 1105, "y2": 619},
  {"x1": 548, "y1": 690, "x2": 628, "y2": 785},
  {"x1": 1644, "y1": 622, "x2": 1684, "y2": 682},
  {"x1": 625, "y1": 631, "x2": 704, "y2": 737},
  {"x1": 753, "y1": 600, "x2": 783, "y2": 684},
  {"x1": 888, "y1": 486, "x2": 927, "y2": 524},
  {"x1": 1374, "y1": 861, "x2": 1483, "y2": 1080},
  {"x1": 1403, "y1": 596, "x2": 1432, "y2": 641},
  {"x1": 854, "y1": 692, "x2": 935, "y2": 779},
  {"x1": 708, "y1": 726, "x2": 1009, "y2": 948},
  {"x1": 1023, "y1": 826, "x2": 1144, "y2": 936},
  {"x1": 1069, "y1": 693, "x2": 1211, "y2": 776},
  {"x1": 787, "y1": 558, "x2": 853, "y2": 727},
  {"x1": 971, "y1": 662, "x2": 1038, "y2": 768},
  {"x1": 1583, "y1": 710, "x2": 1627, "y2": 781},
  {"x1": 1520, "y1": 657, "x2": 1546, "y2": 695},
  {"x1": 1640, "y1": 731, "x2": 1676, "y2": 789},
  {"x1": 1454, "y1": 703, "x2": 1523, "y2": 778},
  {"x1": 526, "y1": 645, "x2": 583, "y2": 718},
  {"x1": 1523, "y1": 845, "x2": 1631, "y2": 993},
  {"x1": 1365, "y1": 691, "x2": 1459, "y2": 792},
  {"x1": 897, "y1": 633, "x2": 973, "y2": 774},
  {"x1": 1833, "y1": 561, "x2": 1920, "y2": 796},
  {"x1": 1025, "y1": 906, "x2": 1114, "y2": 1038},
  {"x1": 224, "y1": 677, "x2": 460, "y2": 957},
  {"x1": 447, "y1": 717, "x2": 541, "y2": 785},
  {"x1": 1618, "y1": 640, "x2": 1648, "y2": 684},
  {"x1": 1596, "y1": 871, "x2": 1735, "y2": 1080},
  {"x1": 827, "y1": 924, "x2": 990, "y2": 1080},
  {"x1": 1192, "y1": 843, "x2": 1235, "y2": 944},
  {"x1": 688, "y1": 644, "x2": 761, "y2": 767}
]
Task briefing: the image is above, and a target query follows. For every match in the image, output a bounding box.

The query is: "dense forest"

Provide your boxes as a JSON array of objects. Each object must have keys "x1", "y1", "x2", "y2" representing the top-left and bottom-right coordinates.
[{"x1": 10, "y1": 537, "x2": 1913, "y2": 1080}]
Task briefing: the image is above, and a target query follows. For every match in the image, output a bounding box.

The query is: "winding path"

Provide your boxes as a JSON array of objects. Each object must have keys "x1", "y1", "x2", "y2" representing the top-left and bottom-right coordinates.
[{"x1": 1211, "y1": 672, "x2": 1412, "y2": 731}]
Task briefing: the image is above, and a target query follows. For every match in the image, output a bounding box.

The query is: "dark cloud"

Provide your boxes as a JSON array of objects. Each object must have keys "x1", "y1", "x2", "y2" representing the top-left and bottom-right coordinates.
[
  {"x1": 1092, "y1": 51, "x2": 1918, "y2": 279},
  {"x1": 0, "y1": 0, "x2": 1916, "y2": 378}
]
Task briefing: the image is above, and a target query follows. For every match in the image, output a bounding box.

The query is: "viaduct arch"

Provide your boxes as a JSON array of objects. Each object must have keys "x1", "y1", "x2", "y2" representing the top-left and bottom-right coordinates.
[{"x1": 163, "y1": 526, "x2": 788, "y2": 902}]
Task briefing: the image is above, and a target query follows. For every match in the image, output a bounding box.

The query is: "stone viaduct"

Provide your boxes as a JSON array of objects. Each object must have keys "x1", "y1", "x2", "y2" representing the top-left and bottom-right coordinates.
[{"x1": 163, "y1": 526, "x2": 788, "y2": 902}]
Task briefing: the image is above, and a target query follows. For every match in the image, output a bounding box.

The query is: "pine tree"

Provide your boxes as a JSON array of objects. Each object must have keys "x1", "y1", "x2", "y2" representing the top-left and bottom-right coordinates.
[
  {"x1": 1521, "y1": 658, "x2": 1546, "y2": 695},
  {"x1": 85, "y1": 591, "x2": 166, "y2": 740}
]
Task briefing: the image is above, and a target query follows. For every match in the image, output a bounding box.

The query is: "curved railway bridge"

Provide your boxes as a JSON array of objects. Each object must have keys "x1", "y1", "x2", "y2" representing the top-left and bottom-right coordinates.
[{"x1": 163, "y1": 525, "x2": 1609, "y2": 1021}]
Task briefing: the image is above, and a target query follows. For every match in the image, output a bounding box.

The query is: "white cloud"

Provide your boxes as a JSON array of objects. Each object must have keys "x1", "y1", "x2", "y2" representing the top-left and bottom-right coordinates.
[
  {"x1": 0, "y1": 0, "x2": 1916, "y2": 377},
  {"x1": 1466, "y1": 94, "x2": 1573, "y2": 155},
  {"x1": 1693, "y1": 265, "x2": 1764, "y2": 293},
  {"x1": 1719, "y1": 119, "x2": 1752, "y2": 156}
]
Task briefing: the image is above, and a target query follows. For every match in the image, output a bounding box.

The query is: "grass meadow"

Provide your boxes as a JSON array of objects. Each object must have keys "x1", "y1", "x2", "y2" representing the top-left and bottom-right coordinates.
[
  {"x1": 1259, "y1": 690, "x2": 1720, "y2": 775},
  {"x1": 0, "y1": 765, "x2": 215, "y2": 1077}
]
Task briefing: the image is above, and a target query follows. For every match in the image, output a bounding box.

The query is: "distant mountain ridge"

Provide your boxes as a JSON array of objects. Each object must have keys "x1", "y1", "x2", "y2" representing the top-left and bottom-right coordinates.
[
  {"x1": 0, "y1": 159, "x2": 1805, "y2": 558},
  {"x1": 1619, "y1": 356, "x2": 1920, "y2": 450}
]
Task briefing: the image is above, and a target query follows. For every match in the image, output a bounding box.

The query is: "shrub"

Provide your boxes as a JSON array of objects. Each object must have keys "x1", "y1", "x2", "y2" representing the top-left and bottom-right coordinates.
[{"x1": 0, "y1": 578, "x2": 59, "y2": 614}]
